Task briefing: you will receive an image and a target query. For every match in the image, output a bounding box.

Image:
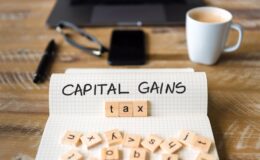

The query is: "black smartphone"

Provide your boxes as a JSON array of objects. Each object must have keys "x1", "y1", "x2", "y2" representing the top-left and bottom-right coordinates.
[{"x1": 108, "y1": 30, "x2": 146, "y2": 65}]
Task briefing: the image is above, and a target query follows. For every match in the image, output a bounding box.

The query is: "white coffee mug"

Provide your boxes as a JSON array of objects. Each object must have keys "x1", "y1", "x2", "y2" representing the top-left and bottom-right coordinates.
[{"x1": 186, "y1": 7, "x2": 243, "y2": 65}]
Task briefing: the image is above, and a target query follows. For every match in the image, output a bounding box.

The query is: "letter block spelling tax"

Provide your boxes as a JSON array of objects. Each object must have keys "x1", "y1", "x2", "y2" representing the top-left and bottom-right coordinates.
[
  {"x1": 105, "y1": 101, "x2": 119, "y2": 117},
  {"x1": 119, "y1": 102, "x2": 133, "y2": 117},
  {"x1": 133, "y1": 101, "x2": 148, "y2": 117}
]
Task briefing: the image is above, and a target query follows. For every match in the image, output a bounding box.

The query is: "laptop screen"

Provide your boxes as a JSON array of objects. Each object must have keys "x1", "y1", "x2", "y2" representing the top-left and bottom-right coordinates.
[{"x1": 70, "y1": 0, "x2": 187, "y2": 5}]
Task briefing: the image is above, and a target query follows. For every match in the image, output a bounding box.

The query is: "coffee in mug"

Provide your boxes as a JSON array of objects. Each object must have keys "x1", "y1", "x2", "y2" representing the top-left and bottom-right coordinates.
[
  {"x1": 191, "y1": 12, "x2": 226, "y2": 23},
  {"x1": 186, "y1": 7, "x2": 243, "y2": 65}
]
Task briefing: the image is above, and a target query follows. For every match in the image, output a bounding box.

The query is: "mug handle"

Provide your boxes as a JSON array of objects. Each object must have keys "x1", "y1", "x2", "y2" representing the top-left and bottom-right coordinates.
[{"x1": 224, "y1": 23, "x2": 243, "y2": 53}]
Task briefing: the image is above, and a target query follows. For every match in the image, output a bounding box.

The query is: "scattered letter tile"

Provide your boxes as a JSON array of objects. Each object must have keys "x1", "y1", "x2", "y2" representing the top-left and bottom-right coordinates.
[
  {"x1": 196, "y1": 152, "x2": 215, "y2": 160},
  {"x1": 61, "y1": 150, "x2": 84, "y2": 160},
  {"x1": 133, "y1": 100, "x2": 148, "y2": 117},
  {"x1": 192, "y1": 135, "x2": 212, "y2": 153},
  {"x1": 123, "y1": 134, "x2": 142, "y2": 148},
  {"x1": 104, "y1": 129, "x2": 123, "y2": 146},
  {"x1": 105, "y1": 101, "x2": 119, "y2": 117},
  {"x1": 87, "y1": 156, "x2": 99, "y2": 160},
  {"x1": 119, "y1": 102, "x2": 133, "y2": 117},
  {"x1": 62, "y1": 131, "x2": 82, "y2": 147},
  {"x1": 160, "y1": 138, "x2": 183, "y2": 154},
  {"x1": 141, "y1": 134, "x2": 163, "y2": 152},
  {"x1": 101, "y1": 147, "x2": 120, "y2": 160},
  {"x1": 130, "y1": 148, "x2": 147, "y2": 160},
  {"x1": 162, "y1": 154, "x2": 179, "y2": 160},
  {"x1": 178, "y1": 130, "x2": 196, "y2": 146},
  {"x1": 81, "y1": 132, "x2": 102, "y2": 149}
]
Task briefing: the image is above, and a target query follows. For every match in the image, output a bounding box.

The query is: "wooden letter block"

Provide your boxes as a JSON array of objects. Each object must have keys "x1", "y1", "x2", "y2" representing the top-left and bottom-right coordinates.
[
  {"x1": 62, "y1": 131, "x2": 82, "y2": 147},
  {"x1": 141, "y1": 135, "x2": 163, "y2": 152},
  {"x1": 123, "y1": 134, "x2": 142, "y2": 148},
  {"x1": 101, "y1": 147, "x2": 120, "y2": 160},
  {"x1": 133, "y1": 100, "x2": 148, "y2": 117},
  {"x1": 160, "y1": 138, "x2": 183, "y2": 154},
  {"x1": 130, "y1": 148, "x2": 147, "y2": 160},
  {"x1": 105, "y1": 101, "x2": 119, "y2": 117},
  {"x1": 196, "y1": 153, "x2": 215, "y2": 160},
  {"x1": 119, "y1": 102, "x2": 133, "y2": 117},
  {"x1": 162, "y1": 154, "x2": 179, "y2": 160},
  {"x1": 104, "y1": 129, "x2": 123, "y2": 146},
  {"x1": 81, "y1": 132, "x2": 102, "y2": 149},
  {"x1": 61, "y1": 150, "x2": 84, "y2": 160},
  {"x1": 192, "y1": 135, "x2": 212, "y2": 153},
  {"x1": 178, "y1": 130, "x2": 196, "y2": 146}
]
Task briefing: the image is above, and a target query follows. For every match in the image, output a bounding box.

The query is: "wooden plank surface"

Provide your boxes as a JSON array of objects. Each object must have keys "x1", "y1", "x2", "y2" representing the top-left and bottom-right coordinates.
[{"x1": 0, "y1": 0, "x2": 259, "y2": 160}]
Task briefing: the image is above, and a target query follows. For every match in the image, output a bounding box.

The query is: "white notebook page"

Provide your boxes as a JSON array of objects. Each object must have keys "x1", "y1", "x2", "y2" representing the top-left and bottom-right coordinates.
[{"x1": 36, "y1": 69, "x2": 219, "y2": 160}]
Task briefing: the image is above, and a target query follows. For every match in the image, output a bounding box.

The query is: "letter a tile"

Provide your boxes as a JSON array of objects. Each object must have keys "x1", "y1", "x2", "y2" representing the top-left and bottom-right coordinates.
[{"x1": 119, "y1": 102, "x2": 133, "y2": 117}]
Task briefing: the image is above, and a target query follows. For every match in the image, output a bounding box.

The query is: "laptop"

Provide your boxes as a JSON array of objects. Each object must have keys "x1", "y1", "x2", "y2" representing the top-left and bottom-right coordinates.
[{"x1": 47, "y1": 0, "x2": 204, "y2": 27}]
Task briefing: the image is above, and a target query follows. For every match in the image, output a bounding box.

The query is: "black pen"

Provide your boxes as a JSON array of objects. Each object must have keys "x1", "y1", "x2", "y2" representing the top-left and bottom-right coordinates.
[{"x1": 33, "y1": 39, "x2": 57, "y2": 83}]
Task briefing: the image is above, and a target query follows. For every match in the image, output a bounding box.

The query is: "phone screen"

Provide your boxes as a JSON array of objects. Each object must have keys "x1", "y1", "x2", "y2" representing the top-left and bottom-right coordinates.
[{"x1": 108, "y1": 30, "x2": 146, "y2": 65}]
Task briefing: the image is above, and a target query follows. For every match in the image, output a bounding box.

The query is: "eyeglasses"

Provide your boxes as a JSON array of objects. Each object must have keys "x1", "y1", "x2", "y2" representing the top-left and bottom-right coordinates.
[{"x1": 56, "y1": 21, "x2": 108, "y2": 57}]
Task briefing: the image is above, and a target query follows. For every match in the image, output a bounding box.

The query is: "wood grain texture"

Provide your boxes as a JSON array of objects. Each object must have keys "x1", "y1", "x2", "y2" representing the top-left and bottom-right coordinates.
[{"x1": 0, "y1": 0, "x2": 259, "y2": 160}]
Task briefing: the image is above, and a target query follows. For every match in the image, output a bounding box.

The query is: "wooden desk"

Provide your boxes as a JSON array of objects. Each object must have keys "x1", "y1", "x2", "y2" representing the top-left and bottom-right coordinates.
[{"x1": 0, "y1": 0, "x2": 259, "y2": 159}]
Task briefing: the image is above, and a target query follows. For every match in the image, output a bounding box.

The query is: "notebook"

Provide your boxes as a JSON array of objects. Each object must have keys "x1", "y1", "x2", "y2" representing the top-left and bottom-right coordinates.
[{"x1": 35, "y1": 69, "x2": 219, "y2": 160}]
